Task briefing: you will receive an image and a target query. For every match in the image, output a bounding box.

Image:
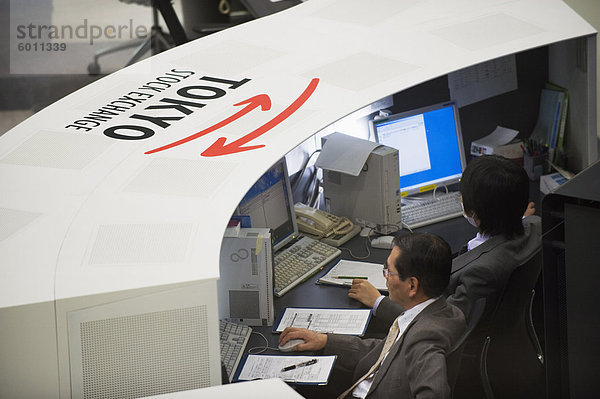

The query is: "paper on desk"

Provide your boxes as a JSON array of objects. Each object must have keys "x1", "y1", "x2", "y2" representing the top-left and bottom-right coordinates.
[
  {"x1": 539, "y1": 172, "x2": 569, "y2": 195},
  {"x1": 315, "y1": 132, "x2": 380, "y2": 176},
  {"x1": 318, "y1": 259, "x2": 388, "y2": 292},
  {"x1": 274, "y1": 307, "x2": 371, "y2": 335},
  {"x1": 236, "y1": 355, "x2": 336, "y2": 385},
  {"x1": 470, "y1": 126, "x2": 519, "y2": 156}
]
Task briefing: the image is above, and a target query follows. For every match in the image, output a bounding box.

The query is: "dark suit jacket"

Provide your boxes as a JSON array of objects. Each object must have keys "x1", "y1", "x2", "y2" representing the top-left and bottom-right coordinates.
[
  {"x1": 323, "y1": 297, "x2": 465, "y2": 399},
  {"x1": 375, "y1": 216, "x2": 542, "y2": 328}
]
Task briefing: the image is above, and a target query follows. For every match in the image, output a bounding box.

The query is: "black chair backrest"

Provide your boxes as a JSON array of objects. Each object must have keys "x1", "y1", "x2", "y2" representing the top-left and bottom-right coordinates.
[
  {"x1": 485, "y1": 249, "x2": 542, "y2": 337},
  {"x1": 479, "y1": 248, "x2": 544, "y2": 398},
  {"x1": 447, "y1": 297, "x2": 486, "y2": 390}
]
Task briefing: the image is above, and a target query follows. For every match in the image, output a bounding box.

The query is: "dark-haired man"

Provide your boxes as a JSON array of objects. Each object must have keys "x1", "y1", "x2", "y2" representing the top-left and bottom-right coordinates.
[
  {"x1": 349, "y1": 154, "x2": 541, "y2": 330},
  {"x1": 279, "y1": 233, "x2": 465, "y2": 399}
]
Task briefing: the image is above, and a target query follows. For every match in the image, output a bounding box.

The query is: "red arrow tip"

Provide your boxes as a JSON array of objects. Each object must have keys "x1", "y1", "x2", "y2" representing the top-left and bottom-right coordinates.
[
  {"x1": 201, "y1": 137, "x2": 265, "y2": 157},
  {"x1": 234, "y1": 94, "x2": 271, "y2": 111}
]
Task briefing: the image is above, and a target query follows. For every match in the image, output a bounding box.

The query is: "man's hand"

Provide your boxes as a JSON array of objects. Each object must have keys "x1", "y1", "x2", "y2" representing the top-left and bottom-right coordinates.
[
  {"x1": 524, "y1": 201, "x2": 536, "y2": 217},
  {"x1": 279, "y1": 327, "x2": 327, "y2": 352},
  {"x1": 348, "y1": 279, "x2": 382, "y2": 308}
]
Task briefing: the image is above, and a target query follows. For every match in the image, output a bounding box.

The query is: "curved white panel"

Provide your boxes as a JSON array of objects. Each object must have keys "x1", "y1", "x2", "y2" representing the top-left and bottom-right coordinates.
[{"x1": 0, "y1": 0, "x2": 595, "y2": 306}]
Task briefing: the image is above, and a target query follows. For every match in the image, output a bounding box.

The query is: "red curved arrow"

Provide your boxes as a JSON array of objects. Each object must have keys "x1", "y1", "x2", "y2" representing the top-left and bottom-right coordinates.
[
  {"x1": 144, "y1": 94, "x2": 272, "y2": 155},
  {"x1": 201, "y1": 78, "x2": 320, "y2": 157}
]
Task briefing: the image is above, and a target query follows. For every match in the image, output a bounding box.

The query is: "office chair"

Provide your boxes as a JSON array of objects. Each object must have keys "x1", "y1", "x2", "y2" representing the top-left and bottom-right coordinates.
[
  {"x1": 188, "y1": 0, "x2": 254, "y2": 38},
  {"x1": 88, "y1": 0, "x2": 187, "y2": 75},
  {"x1": 478, "y1": 249, "x2": 545, "y2": 399},
  {"x1": 446, "y1": 297, "x2": 486, "y2": 394},
  {"x1": 527, "y1": 288, "x2": 544, "y2": 365}
]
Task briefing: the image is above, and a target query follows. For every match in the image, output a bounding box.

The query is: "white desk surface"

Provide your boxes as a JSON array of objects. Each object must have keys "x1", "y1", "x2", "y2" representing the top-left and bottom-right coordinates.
[
  {"x1": 0, "y1": 0, "x2": 595, "y2": 307},
  {"x1": 138, "y1": 378, "x2": 304, "y2": 398}
]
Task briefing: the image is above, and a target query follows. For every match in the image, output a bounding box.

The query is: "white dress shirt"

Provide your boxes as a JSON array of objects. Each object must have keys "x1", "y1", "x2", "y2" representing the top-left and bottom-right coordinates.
[
  {"x1": 466, "y1": 231, "x2": 491, "y2": 251},
  {"x1": 352, "y1": 297, "x2": 439, "y2": 398}
]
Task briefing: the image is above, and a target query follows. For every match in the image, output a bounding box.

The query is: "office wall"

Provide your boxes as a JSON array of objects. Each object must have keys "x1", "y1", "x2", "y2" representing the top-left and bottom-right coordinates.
[
  {"x1": 565, "y1": 0, "x2": 600, "y2": 141},
  {"x1": 388, "y1": 48, "x2": 549, "y2": 164}
]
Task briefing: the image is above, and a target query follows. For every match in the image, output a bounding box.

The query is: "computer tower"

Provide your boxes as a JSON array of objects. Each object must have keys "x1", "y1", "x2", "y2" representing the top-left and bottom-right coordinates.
[
  {"x1": 218, "y1": 228, "x2": 274, "y2": 326},
  {"x1": 322, "y1": 143, "x2": 402, "y2": 234}
]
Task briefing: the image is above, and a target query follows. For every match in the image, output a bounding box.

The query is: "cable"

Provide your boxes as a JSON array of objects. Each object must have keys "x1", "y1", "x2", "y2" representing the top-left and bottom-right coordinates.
[
  {"x1": 432, "y1": 184, "x2": 449, "y2": 199},
  {"x1": 340, "y1": 224, "x2": 399, "y2": 260},
  {"x1": 332, "y1": 217, "x2": 355, "y2": 235},
  {"x1": 290, "y1": 150, "x2": 322, "y2": 207},
  {"x1": 301, "y1": 167, "x2": 317, "y2": 205},
  {"x1": 218, "y1": 0, "x2": 231, "y2": 14},
  {"x1": 247, "y1": 331, "x2": 278, "y2": 354},
  {"x1": 369, "y1": 224, "x2": 401, "y2": 237},
  {"x1": 340, "y1": 237, "x2": 371, "y2": 260},
  {"x1": 308, "y1": 177, "x2": 321, "y2": 208},
  {"x1": 291, "y1": 149, "x2": 321, "y2": 191},
  {"x1": 341, "y1": 224, "x2": 403, "y2": 259},
  {"x1": 400, "y1": 221, "x2": 413, "y2": 233}
]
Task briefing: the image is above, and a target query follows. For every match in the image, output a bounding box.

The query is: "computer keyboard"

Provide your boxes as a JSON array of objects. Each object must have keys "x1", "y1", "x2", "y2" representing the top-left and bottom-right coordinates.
[
  {"x1": 220, "y1": 319, "x2": 252, "y2": 382},
  {"x1": 401, "y1": 191, "x2": 464, "y2": 229},
  {"x1": 274, "y1": 236, "x2": 341, "y2": 297}
]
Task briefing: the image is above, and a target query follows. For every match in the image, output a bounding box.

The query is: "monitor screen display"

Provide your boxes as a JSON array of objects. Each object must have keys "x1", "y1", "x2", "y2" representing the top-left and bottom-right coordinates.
[
  {"x1": 372, "y1": 102, "x2": 466, "y2": 196},
  {"x1": 237, "y1": 158, "x2": 298, "y2": 252}
]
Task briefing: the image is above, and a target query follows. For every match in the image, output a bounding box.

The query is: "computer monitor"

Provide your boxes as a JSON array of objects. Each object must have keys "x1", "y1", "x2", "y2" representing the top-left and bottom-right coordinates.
[
  {"x1": 236, "y1": 158, "x2": 298, "y2": 252},
  {"x1": 372, "y1": 102, "x2": 466, "y2": 197}
]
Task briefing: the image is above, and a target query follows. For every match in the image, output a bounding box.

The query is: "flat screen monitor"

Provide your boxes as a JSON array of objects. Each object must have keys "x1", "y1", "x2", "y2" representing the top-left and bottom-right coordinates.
[
  {"x1": 372, "y1": 101, "x2": 466, "y2": 197},
  {"x1": 237, "y1": 158, "x2": 298, "y2": 252}
]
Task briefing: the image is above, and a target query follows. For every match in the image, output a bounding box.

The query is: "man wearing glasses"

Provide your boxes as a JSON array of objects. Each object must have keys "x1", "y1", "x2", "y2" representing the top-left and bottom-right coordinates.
[{"x1": 279, "y1": 232, "x2": 465, "y2": 399}]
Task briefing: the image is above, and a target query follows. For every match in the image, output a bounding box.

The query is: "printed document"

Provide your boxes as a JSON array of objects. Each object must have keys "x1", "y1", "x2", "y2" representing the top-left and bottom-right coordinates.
[
  {"x1": 274, "y1": 307, "x2": 371, "y2": 335},
  {"x1": 236, "y1": 355, "x2": 336, "y2": 384}
]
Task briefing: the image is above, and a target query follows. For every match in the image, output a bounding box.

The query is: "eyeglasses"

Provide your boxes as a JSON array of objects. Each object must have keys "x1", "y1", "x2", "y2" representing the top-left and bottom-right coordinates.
[{"x1": 382, "y1": 262, "x2": 400, "y2": 279}]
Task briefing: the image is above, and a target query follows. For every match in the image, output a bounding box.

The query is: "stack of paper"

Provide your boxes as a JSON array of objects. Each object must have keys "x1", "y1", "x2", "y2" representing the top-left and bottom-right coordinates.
[
  {"x1": 317, "y1": 260, "x2": 388, "y2": 292},
  {"x1": 540, "y1": 172, "x2": 569, "y2": 195},
  {"x1": 470, "y1": 126, "x2": 522, "y2": 159},
  {"x1": 235, "y1": 355, "x2": 337, "y2": 385}
]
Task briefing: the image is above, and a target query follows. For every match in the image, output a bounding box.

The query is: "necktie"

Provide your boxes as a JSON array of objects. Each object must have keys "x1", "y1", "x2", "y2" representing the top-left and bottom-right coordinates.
[{"x1": 337, "y1": 313, "x2": 404, "y2": 399}]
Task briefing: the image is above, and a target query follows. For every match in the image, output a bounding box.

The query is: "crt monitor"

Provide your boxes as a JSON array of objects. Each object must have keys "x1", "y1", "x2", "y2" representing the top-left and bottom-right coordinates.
[
  {"x1": 372, "y1": 102, "x2": 466, "y2": 196},
  {"x1": 236, "y1": 157, "x2": 298, "y2": 252}
]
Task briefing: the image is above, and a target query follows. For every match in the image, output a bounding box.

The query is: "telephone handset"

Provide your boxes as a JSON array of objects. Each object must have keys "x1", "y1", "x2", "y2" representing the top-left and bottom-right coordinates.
[{"x1": 294, "y1": 203, "x2": 360, "y2": 247}]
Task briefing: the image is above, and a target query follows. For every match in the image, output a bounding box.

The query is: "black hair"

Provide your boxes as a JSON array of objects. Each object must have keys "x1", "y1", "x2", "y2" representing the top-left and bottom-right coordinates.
[
  {"x1": 460, "y1": 155, "x2": 529, "y2": 238},
  {"x1": 391, "y1": 232, "x2": 451, "y2": 297}
]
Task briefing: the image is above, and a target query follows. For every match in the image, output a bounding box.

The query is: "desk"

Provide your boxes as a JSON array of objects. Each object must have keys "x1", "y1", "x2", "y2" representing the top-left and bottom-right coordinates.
[{"x1": 244, "y1": 216, "x2": 478, "y2": 360}]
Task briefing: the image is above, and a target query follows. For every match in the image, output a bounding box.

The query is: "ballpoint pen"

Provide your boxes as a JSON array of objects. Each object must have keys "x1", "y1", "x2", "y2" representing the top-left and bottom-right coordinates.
[
  {"x1": 281, "y1": 358, "x2": 318, "y2": 372},
  {"x1": 290, "y1": 312, "x2": 297, "y2": 327},
  {"x1": 333, "y1": 276, "x2": 368, "y2": 280}
]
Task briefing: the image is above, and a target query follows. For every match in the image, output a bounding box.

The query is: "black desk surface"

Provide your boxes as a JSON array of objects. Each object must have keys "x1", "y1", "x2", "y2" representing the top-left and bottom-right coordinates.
[{"x1": 245, "y1": 216, "x2": 478, "y2": 354}]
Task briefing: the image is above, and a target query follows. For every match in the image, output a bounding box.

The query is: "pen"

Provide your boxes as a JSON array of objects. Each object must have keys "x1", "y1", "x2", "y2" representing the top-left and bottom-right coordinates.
[
  {"x1": 333, "y1": 276, "x2": 368, "y2": 280},
  {"x1": 290, "y1": 312, "x2": 297, "y2": 327},
  {"x1": 281, "y1": 358, "x2": 318, "y2": 372},
  {"x1": 520, "y1": 143, "x2": 528, "y2": 155}
]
